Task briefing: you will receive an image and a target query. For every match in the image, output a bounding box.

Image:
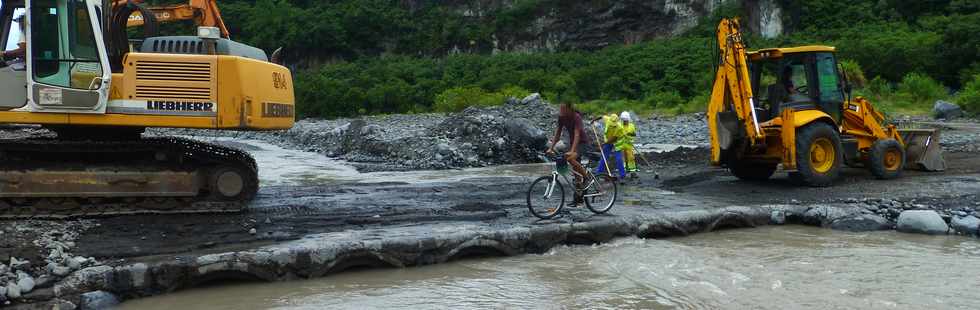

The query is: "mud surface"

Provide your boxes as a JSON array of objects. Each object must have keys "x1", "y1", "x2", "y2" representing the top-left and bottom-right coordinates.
[{"x1": 1, "y1": 116, "x2": 979, "y2": 308}]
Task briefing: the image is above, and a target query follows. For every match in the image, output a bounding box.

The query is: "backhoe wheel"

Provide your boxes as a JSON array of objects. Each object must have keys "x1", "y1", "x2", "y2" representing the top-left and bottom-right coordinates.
[
  {"x1": 208, "y1": 165, "x2": 257, "y2": 201},
  {"x1": 730, "y1": 162, "x2": 778, "y2": 181},
  {"x1": 792, "y1": 122, "x2": 842, "y2": 187},
  {"x1": 869, "y1": 139, "x2": 905, "y2": 180}
]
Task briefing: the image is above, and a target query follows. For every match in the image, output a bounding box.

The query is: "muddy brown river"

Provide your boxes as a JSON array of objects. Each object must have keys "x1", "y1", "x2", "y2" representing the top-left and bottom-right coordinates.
[{"x1": 119, "y1": 226, "x2": 980, "y2": 309}]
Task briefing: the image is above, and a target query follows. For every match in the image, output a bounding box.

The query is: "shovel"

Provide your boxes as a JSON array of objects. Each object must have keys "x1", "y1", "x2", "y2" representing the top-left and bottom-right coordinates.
[{"x1": 898, "y1": 128, "x2": 946, "y2": 171}]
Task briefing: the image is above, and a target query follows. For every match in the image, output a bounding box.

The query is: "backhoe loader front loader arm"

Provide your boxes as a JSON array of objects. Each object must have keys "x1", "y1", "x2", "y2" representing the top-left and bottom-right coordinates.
[{"x1": 708, "y1": 18, "x2": 763, "y2": 165}]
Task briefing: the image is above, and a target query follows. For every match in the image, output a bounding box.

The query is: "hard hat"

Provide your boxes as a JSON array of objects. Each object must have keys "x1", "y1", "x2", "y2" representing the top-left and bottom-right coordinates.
[
  {"x1": 606, "y1": 113, "x2": 619, "y2": 122},
  {"x1": 620, "y1": 111, "x2": 631, "y2": 122}
]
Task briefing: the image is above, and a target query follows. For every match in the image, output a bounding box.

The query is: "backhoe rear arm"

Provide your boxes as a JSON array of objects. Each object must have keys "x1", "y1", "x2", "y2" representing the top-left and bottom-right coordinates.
[{"x1": 707, "y1": 18, "x2": 763, "y2": 164}]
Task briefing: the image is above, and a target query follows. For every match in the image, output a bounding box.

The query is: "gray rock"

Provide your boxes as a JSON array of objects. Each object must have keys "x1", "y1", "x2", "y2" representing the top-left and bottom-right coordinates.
[
  {"x1": 950, "y1": 215, "x2": 980, "y2": 236},
  {"x1": 504, "y1": 118, "x2": 547, "y2": 149},
  {"x1": 46, "y1": 262, "x2": 59, "y2": 274},
  {"x1": 5, "y1": 282, "x2": 19, "y2": 299},
  {"x1": 505, "y1": 97, "x2": 520, "y2": 105},
  {"x1": 52, "y1": 266, "x2": 71, "y2": 277},
  {"x1": 8, "y1": 258, "x2": 28, "y2": 271},
  {"x1": 16, "y1": 272, "x2": 34, "y2": 293},
  {"x1": 520, "y1": 93, "x2": 544, "y2": 105},
  {"x1": 897, "y1": 210, "x2": 949, "y2": 235},
  {"x1": 249, "y1": 228, "x2": 257, "y2": 235},
  {"x1": 933, "y1": 100, "x2": 962, "y2": 120},
  {"x1": 360, "y1": 124, "x2": 382, "y2": 136},
  {"x1": 770, "y1": 210, "x2": 786, "y2": 225},
  {"x1": 831, "y1": 214, "x2": 891, "y2": 232},
  {"x1": 68, "y1": 257, "x2": 87, "y2": 270},
  {"x1": 80, "y1": 291, "x2": 120, "y2": 310},
  {"x1": 34, "y1": 275, "x2": 54, "y2": 289},
  {"x1": 436, "y1": 143, "x2": 454, "y2": 156}
]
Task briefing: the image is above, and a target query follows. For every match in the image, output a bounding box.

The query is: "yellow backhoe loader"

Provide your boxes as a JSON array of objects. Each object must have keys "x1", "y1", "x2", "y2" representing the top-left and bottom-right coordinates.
[
  {"x1": 0, "y1": 0, "x2": 294, "y2": 217},
  {"x1": 707, "y1": 18, "x2": 944, "y2": 187}
]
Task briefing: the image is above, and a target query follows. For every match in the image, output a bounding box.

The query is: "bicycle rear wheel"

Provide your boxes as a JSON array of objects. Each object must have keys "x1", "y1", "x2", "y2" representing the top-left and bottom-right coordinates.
[
  {"x1": 527, "y1": 175, "x2": 565, "y2": 219},
  {"x1": 584, "y1": 173, "x2": 617, "y2": 214}
]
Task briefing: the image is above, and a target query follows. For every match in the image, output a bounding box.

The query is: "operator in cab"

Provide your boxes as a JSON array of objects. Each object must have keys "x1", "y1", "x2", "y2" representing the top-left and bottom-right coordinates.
[{"x1": 1, "y1": 15, "x2": 25, "y2": 69}]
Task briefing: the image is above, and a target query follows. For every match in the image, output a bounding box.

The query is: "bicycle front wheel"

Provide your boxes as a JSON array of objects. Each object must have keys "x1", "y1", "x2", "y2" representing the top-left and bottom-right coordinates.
[
  {"x1": 527, "y1": 175, "x2": 565, "y2": 219},
  {"x1": 584, "y1": 173, "x2": 617, "y2": 214}
]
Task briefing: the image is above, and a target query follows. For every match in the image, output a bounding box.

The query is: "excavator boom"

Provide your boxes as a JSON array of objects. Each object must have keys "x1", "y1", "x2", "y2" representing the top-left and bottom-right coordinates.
[{"x1": 119, "y1": 0, "x2": 230, "y2": 38}]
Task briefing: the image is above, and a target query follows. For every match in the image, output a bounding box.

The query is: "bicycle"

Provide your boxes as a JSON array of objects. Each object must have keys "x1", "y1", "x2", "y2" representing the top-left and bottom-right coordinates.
[{"x1": 526, "y1": 153, "x2": 618, "y2": 219}]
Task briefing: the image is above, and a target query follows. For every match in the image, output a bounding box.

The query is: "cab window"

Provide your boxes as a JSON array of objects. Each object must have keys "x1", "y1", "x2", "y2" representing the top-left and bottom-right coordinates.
[
  {"x1": 31, "y1": 0, "x2": 102, "y2": 89},
  {"x1": 815, "y1": 52, "x2": 844, "y2": 104}
]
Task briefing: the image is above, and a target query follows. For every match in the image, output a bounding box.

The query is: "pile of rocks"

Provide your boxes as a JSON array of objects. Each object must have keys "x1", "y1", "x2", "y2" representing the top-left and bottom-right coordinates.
[
  {"x1": 633, "y1": 113, "x2": 709, "y2": 147},
  {"x1": 157, "y1": 93, "x2": 558, "y2": 171},
  {"x1": 820, "y1": 197, "x2": 980, "y2": 236},
  {"x1": 0, "y1": 220, "x2": 97, "y2": 305}
]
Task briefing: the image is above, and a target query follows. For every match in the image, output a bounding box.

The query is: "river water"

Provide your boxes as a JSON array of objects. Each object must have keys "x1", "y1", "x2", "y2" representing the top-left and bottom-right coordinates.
[{"x1": 120, "y1": 226, "x2": 980, "y2": 310}]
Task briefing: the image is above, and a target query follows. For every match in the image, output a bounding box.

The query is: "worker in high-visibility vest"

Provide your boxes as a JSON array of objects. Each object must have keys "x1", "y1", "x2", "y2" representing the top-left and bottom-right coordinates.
[
  {"x1": 618, "y1": 111, "x2": 638, "y2": 177},
  {"x1": 594, "y1": 113, "x2": 626, "y2": 180}
]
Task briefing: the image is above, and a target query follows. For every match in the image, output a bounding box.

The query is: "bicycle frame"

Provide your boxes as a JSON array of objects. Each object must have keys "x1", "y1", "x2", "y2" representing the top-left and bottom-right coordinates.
[{"x1": 544, "y1": 160, "x2": 600, "y2": 200}]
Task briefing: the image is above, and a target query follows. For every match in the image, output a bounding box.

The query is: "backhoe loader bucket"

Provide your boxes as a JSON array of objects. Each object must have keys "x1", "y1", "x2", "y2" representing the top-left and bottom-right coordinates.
[{"x1": 899, "y1": 129, "x2": 945, "y2": 171}]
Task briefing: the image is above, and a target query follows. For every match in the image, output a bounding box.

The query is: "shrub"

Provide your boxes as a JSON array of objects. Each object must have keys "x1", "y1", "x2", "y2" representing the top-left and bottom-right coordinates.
[
  {"x1": 839, "y1": 59, "x2": 867, "y2": 89},
  {"x1": 956, "y1": 74, "x2": 980, "y2": 115},
  {"x1": 433, "y1": 87, "x2": 492, "y2": 112},
  {"x1": 893, "y1": 72, "x2": 947, "y2": 108},
  {"x1": 433, "y1": 86, "x2": 533, "y2": 112}
]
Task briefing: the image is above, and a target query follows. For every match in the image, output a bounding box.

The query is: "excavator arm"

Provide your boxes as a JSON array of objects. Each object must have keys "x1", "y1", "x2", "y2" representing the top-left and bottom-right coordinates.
[
  {"x1": 707, "y1": 18, "x2": 764, "y2": 165},
  {"x1": 116, "y1": 0, "x2": 230, "y2": 38}
]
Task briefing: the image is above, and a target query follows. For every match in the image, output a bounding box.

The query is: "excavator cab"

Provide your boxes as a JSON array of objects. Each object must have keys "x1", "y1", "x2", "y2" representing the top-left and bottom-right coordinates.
[{"x1": 0, "y1": 0, "x2": 112, "y2": 113}]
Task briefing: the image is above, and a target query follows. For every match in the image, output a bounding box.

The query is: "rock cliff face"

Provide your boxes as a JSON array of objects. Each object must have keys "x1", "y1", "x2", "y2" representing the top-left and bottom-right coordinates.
[{"x1": 405, "y1": 0, "x2": 783, "y2": 53}]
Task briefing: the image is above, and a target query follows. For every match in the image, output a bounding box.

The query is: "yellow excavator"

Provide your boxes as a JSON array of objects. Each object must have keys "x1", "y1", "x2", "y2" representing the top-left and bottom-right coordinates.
[
  {"x1": 707, "y1": 18, "x2": 944, "y2": 187},
  {"x1": 0, "y1": 0, "x2": 294, "y2": 217}
]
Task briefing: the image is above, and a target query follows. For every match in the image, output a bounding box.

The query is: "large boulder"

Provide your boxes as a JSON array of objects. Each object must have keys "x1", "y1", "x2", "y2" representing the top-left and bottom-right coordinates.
[
  {"x1": 933, "y1": 100, "x2": 963, "y2": 120},
  {"x1": 950, "y1": 215, "x2": 980, "y2": 236},
  {"x1": 896, "y1": 210, "x2": 949, "y2": 235},
  {"x1": 16, "y1": 272, "x2": 34, "y2": 294},
  {"x1": 80, "y1": 290, "x2": 120, "y2": 310},
  {"x1": 830, "y1": 214, "x2": 891, "y2": 232},
  {"x1": 504, "y1": 118, "x2": 547, "y2": 149},
  {"x1": 5, "y1": 281, "x2": 19, "y2": 299}
]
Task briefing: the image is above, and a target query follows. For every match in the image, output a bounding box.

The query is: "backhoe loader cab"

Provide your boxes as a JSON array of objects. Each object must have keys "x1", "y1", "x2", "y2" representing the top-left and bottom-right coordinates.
[
  {"x1": 747, "y1": 46, "x2": 845, "y2": 124},
  {"x1": 707, "y1": 18, "x2": 943, "y2": 187}
]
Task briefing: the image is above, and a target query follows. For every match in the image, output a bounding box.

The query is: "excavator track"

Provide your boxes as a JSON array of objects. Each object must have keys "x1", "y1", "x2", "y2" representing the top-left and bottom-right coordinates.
[{"x1": 0, "y1": 136, "x2": 258, "y2": 219}]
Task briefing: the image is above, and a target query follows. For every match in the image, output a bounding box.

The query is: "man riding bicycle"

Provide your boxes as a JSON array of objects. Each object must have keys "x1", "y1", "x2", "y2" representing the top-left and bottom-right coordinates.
[{"x1": 546, "y1": 102, "x2": 590, "y2": 189}]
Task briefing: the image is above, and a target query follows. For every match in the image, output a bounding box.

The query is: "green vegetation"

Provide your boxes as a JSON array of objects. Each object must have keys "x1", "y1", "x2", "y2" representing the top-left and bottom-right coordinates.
[
  {"x1": 956, "y1": 74, "x2": 980, "y2": 115},
  {"x1": 200, "y1": 0, "x2": 979, "y2": 118}
]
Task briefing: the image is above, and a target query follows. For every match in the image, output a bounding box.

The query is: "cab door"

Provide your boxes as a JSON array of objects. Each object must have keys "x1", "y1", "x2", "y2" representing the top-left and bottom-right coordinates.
[{"x1": 26, "y1": 0, "x2": 109, "y2": 113}]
